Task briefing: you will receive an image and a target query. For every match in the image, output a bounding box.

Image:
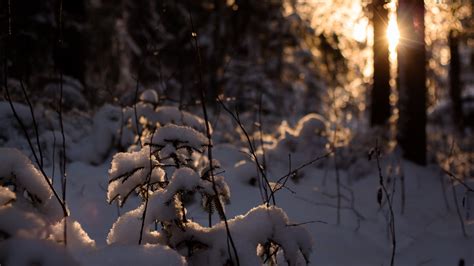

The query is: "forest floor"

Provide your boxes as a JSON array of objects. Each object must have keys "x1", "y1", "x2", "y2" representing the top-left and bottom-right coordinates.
[{"x1": 62, "y1": 141, "x2": 474, "y2": 265}]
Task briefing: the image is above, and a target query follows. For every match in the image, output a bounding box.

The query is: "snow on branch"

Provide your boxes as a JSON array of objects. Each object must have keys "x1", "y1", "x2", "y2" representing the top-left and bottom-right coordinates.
[
  {"x1": 108, "y1": 167, "x2": 230, "y2": 245},
  {"x1": 0, "y1": 148, "x2": 52, "y2": 204},
  {"x1": 107, "y1": 147, "x2": 165, "y2": 206},
  {"x1": 168, "y1": 205, "x2": 312, "y2": 265},
  {"x1": 147, "y1": 124, "x2": 209, "y2": 152}
]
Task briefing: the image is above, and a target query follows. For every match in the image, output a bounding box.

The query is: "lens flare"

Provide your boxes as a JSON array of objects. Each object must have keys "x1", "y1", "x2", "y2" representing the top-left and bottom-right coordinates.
[
  {"x1": 386, "y1": 1, "x2": 399, "y2": 52},
  {"x1": 387, "y1": 14, "x2": 399, "y2": 51}
]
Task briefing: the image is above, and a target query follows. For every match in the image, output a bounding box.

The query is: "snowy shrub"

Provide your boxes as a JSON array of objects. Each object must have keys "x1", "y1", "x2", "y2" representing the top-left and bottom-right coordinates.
[
  {"x1": 336, "y1": 127, "x2": 393, "y2": 182},
  {"x1": 0, "y1": 96, "x2": 129, "y2": 166},
  {"x1": 265, "y1": 114, "x2": 330, "y2": 172},
  {"x1": 233, "y1": 159, "x2": 261, "y2": 186},
  {"x1": 43, "y1": 76, "x2": 89, "y2": 111},
  {"x1": 69, "y1": 104, "x2": 134, "y2": 164},
  {"x1": 107, "y1": 122, "x2": 229, "y2": 243},
  {"x1": 168, "y1": 205, "x2": 312, "y2": 265},
  {"x1": 0, "y1": 100, "x2": 38, "y2": 151},
  {"x1": 107, "y1": 110, "x2": 313, "y2": 264},
  {"x1": 214, "y1": 114, "x2": 331, "y2": 187},
  {"x1": 0, "y1": 148, "x2": 95, "y2": 264},
  {"x1": 0, "y1": 148, "x2": 63, "y2": 222},
  {"x1": 123, "y1": 90, "x2": 210, "y2": 146}
]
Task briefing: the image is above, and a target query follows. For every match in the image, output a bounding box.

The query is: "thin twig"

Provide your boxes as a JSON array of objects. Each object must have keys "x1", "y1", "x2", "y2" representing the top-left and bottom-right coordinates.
[
  {"x1": 293, "y1": 195, "x2": 365, "y2": 223},
  {"x1": 274, "y1": 152, "x2": 332, "y2": 185},
  {"x1": 443, "y1": 169, "x2": 474, "y2": 193},
  {"x1": 398, "y1": 158, "x2": 407, "y2": 215},
  {"x1": 375, "y1": 140, "x2": 396, "y2": 266},
  {"x1": 257, "y1": 92, "x2": 268, "y2": 203},
  {"x1": 134, "y1": 76, "x2": 142, "y2": 148},
  {"x1": 19, "y1": 80, "x2": 43, "y2": 168},
  {"x1": 450, "y1": 176, "x2": 467, "y2": 237},
  {"x1": 330, "y1": 86, "x2": 341, "y2": 225},
  {"x1": 217, "y1": 97, "x2": 274, "y2": 206},
  {"x1": 268, "y1": 152, "x2": 331, "y2": 201},
  {"x1": 52, "y1": 130, "x2": 56, "y2": 185},
  {"x1": 445, "y1": 140, "x2": 468, "y2": 238},
  {"x1": 3, "y1": 0, "x2": 69, "y2": 248},
  {"x1": 188, "y1": 11, "x2": 240, "y2": 266},
  {"x1": 3, "y1": 0, "x2": 67, "y2": 226},
  {"x1": 287, "y1": 220, "x2": 328, "y2": 226},
  {"x1": 139, "y1": 127, "x2": 156, "y2": 245},
  {"x1": 257, "y1": 92, "x2": 267, "y2": 176},
  {"x1": 56, "y1": 0, "x2": 68, "y2": 246}
]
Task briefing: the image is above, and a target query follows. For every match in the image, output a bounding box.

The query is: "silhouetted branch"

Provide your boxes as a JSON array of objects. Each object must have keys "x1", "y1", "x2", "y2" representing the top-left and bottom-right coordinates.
[
  {"x1": 188, "y1": 11, "x2": 240, "y2": 266},
  {"x1": 217, "y1": 97, "x2": 274, "y2": 206},
  {"x1": 374, "y1": 140, "x2": 396, "y2": 266},
  {"x1": 139, "y1": 127, "x2": 156, "y2": 245},
  {"x1": 19, "y1": 80, "x2": 43, "y2": 168}
]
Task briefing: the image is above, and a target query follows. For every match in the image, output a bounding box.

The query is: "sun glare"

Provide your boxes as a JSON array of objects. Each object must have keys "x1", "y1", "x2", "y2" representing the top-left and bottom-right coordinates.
[
  {"x1": 386, "y1": 2, "x2": 399, "y2": 52},
  {"x1": 387, "y1": 18, "x2": 399, "y2": 50}
]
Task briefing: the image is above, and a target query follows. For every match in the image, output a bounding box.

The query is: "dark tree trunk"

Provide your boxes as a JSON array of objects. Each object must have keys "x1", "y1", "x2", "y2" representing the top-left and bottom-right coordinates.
[
  {"x1": 371, "y1": 0, "x2": 391, "y2": 126},
  {"x1": 397, "y1": 0, "x2": 427, "y2": 165},
  {"x1": 449, "y1": 30, "x2": 464, "y2": 129},
  {"x1": 208, "y1": 0, "x2": 224, "y2": 106}
]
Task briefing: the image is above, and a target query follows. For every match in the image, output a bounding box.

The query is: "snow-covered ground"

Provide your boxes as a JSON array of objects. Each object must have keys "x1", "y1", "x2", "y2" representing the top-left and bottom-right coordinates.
[
  {"x1": 1, "y1": 94, "x2": 473, "y2": 265},
  {"x1": 61, "y1": 147, "x2": 473, "y2": 265}
]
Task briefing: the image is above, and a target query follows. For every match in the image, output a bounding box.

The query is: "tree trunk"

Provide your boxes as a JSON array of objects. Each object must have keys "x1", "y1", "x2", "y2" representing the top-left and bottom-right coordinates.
[
  {"x1": 397, "y1": 0, "x2": 427, "y2": 165},
  {"x1": 371, "y1": 0, "x2": 391, "y2": 126},
  {"x1": 208, "y1": 0, "x2": 224, "y2": 106},
  {"x1": 449, "y1": 30, "x2": 464, "y2": 129}
]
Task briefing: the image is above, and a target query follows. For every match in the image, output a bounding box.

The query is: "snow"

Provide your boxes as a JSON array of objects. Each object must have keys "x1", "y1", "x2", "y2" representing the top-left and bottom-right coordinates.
[
  {"x1": 0, "y1": 148, "x2": 52, "y2": 205},
  {"x1": 43, "y1": 78, "x2": 89, "y2": 110},
  {"x1": 49, "y1": 217, "x2": 96, "y2": 251},
  {"x1": 0, "y1": 101, "x2": 34, "y2": 127},
  {"x1": 3, "y1": 0, "x2": 473, "y2": 264},
  {"x1": 139, "y1": 89, "x2": 159, "y2": 105},
  {"x1": 0, "y1": 206, "x2": 48, "y2": 239},
  {"x1": 1, "y1": 102, "x2": 473, "y2": 265},
  {"x1": 107, "y1": 166, "x2": 231, "y2": 246},
  {"x1": 167, "y1": 167, "x2": 201, "y2": 192},
  {"x1": 149, "y1": 124, "x2": 209, "y2": 152},
  {"x1": 155, "y1": 106, "x2": 209, "y2": 133},
  {"x1": 294, "y1": 113, "x2": 327, "y2": 138},
  {"x1": 221, "y1": 157, "x2": 474, "y2": 265},
  {"x1": 265, "y1": 114, "x2": 329, "y2": 169},
  {"x1": 69, "y1": 104, "x2": 131, "y2": 165},
  {"x1": 233, "y1": 159, "x2": 261, "y2": 186},
  {"x1": 0, "y1": 187, "x2": 16, "y2": 206},
  {"x1": 107, "y1": 147, "x2": 165, "y2": 206},
  {"x1": 106, "y1": 190, "x2": 178, "y2": 245},
  {"x1": 106, "y1": 205, "x2": 153, "y2": 245},
  {"x1": 80, "y1": 243, "x2": 186, "y2": 266},
  {"x1": 165, "y1": 167, "x2": 230, "y2": 204},
  {"x1": 167, "y1": 205, "x2": 312, "y2": 265},
  {"x1": 0, "y1": 238, "x2": 79, "y2": 266}
]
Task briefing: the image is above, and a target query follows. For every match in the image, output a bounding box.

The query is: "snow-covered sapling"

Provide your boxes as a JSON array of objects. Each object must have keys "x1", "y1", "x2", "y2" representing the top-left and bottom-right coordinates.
[
  {"x1": 107, "y1": 108, "x2": 313, "y2": 264},
  {"x1": 0, "y1": 148, "x2": 95, "y2": 264}
]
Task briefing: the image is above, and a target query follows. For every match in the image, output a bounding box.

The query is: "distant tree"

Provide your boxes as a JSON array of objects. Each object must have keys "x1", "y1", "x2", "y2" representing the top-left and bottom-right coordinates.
[
  {"x1": 397, "y1": 0, "x2": 426, "y2": 165},
  {"x1": 448, "y1": 30, "x2": 463, "y2": 129},
  {"x1": 370, "y1": 0, "x2": 391, "y2": 126}
]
